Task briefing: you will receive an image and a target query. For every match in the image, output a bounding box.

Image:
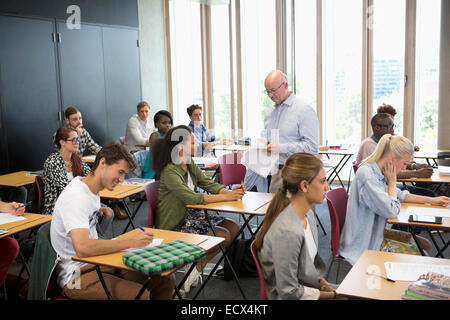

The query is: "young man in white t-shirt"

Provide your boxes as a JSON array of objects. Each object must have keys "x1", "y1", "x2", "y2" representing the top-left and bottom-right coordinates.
[{"x1": 50, "y1": 142, "x2": 174, "y2": 300}]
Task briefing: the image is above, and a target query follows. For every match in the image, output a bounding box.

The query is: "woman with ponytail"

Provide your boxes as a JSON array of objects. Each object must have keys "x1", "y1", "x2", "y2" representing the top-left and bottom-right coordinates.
[
  {"x1": 255, "y1": 153, "x2": 336, "y2": 300},
  {"x1": 339, "y1": 134, "x2": 450, "y2": 265},
  {"x1": 43, "y1": 126, "x2": 90, "y2": 215}
]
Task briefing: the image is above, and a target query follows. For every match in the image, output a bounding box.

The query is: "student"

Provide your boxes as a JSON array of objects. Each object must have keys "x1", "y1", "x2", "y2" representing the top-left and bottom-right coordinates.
[
  {"x1": 43, "y1": 126, "x2": 91, "y2": 215},
  {"x1": 339, "y1": 134, "x2": 450, "y2": 265},
  {"x1": 54, "y1": 106, "x2": 102, "y2": 155},
  {"x1": 50, "y1": 143, "x2": 175, "y2": 300},
  {"x1": 124, "y1": 101, "x2": 155, "y2": 153},
  {"x1": 0, "y1": 201, "x2": 25, "y2": 286},
  {"x1": 152, "y1": 125, "x2": 243, "y2": 292},
  {"x1": 254, "y1": 153, "x2": 336, "y2": 300},
  {"x1": 142, "y1": 110, "x2": 173, "y2": 179},
  {"x1": 377, "y1": 103, "x2": 420, "y2": 152},
  {"x1": 356, "y1": 113, "x2": 435, "y2": 197}
]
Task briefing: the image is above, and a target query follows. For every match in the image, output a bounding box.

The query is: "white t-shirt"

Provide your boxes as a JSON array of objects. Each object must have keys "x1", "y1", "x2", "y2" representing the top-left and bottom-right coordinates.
[
  {"x1": 50, "y1": 176, "x2": 101, "y2": 288},
  {"x1": 124, "y1": 114, "x2": 155, "y2": 152},
  {"x1": 66, "y1": 171, "x2": 74, "y2": 181}
]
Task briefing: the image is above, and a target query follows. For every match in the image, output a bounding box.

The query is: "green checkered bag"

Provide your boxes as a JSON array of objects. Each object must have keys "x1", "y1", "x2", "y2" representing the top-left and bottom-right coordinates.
[{"x1": 122, "y1": 240, "x2": 207, "y2": 276}]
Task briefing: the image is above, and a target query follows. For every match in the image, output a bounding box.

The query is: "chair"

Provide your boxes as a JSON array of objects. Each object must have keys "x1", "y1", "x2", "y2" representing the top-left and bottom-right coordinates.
[
  {"x1": 217, "y1": 152, "x2": 246, "y2": 187},
  {"x1": 144, "y1": 180, "x2": 160, "y2": 228},
  {"x1": 119, "y1": 136, "x2": 125, "y2": 145},
  {"x1": 325, "y1": 187, "x2": 349, "y2": 283},
  {"x1": 249, "y1": 240, "x2": 267, "y2": 300}
]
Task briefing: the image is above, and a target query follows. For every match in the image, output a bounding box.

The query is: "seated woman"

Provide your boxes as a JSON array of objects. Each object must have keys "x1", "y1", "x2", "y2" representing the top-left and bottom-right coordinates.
[
  {"x1": 152, "y1": 125, "x2": 244, "y2": 293},
  {"x1": 43, "y1": 126, "x2": 91, "y2": 215},
  {"x1": 142, "y1": 110, "x2": 173, "y2": 179},
  {"x1": 254, "y1": 153, "x2": 337, "y2": 300},
  {"x1": 339, "y1": 134, "x2": 450, "y2": 265}
]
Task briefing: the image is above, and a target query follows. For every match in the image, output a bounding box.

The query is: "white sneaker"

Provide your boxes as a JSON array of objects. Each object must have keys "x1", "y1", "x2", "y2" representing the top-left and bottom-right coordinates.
[{"x1": 183, "y1": 264, "x2": 202, "y2": 293}]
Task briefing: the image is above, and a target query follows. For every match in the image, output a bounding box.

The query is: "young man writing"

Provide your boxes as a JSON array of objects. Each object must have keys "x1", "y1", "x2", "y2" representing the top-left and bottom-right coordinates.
[{"x1": 50, "y1": 142, "x2": 174, "y2": 300}]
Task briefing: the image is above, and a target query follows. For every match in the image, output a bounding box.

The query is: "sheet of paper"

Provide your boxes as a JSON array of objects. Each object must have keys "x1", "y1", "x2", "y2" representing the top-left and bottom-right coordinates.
[
  {"x1": 384, "y1": 262, "x2": 450, "y2": 281},
  {"x1": 240, "y1": 148, "x2": 279, "y2": 178},
  {"x1": 403, "y1": 206, "x2": 450, "y2": 218},
  {"x1": 83, "y1": 155, "x2": 96, "y2": 161},
  {"x1": 0, "y1": 212, "x2": 26, "y2": 226},
  {"x1": 123, "y1": 238, "x2": 164, "y2": 252},
  {"x1": 438, "y1": 165, "x2": 450, "y2": 176}
]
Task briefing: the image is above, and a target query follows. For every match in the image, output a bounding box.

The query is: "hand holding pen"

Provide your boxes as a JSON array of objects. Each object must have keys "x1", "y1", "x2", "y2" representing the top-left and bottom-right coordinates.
[{"x1": 12, "y1": 201, "x2": 32, "y2": 216}]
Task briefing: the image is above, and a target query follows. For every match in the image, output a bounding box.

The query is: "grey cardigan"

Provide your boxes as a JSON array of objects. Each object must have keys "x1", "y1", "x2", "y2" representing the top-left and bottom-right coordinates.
[{"x1": 258, "y1": 204, "x2": 327, "y2": 300}]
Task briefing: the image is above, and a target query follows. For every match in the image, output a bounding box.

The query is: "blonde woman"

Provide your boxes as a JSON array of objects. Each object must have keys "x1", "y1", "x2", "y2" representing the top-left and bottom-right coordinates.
[
  {"x1": 339, "y1": 134, "x2": 450, "y2": 265},
  {"x1": 255, "y1": 153, "x2": 336, "y2": 300}
]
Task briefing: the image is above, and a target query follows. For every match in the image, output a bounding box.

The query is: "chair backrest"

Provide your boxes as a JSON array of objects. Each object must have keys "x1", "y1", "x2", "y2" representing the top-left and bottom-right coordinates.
[
  {"x1": 31, "y1": 175, "x2": 45, "y2": 214},
  {"x1": 217, "y1": 152, "x2": 246, "y2": 186},
  {"x1": 144, "y1": 180, "x2": 160, "y2": 228},
  {"x1": 325, "y1": 188, "x2": 348, "y2": 257},
  {"x1": 119, "y1": 136, "x2": 125, "y2": 144},
  {"x1": 250, "y1": 240, "x2": 267, "y2": 300}
]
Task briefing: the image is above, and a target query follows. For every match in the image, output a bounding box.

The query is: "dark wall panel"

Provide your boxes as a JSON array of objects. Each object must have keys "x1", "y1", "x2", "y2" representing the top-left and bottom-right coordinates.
[
  {"x1": 0, "y1": 15, "x2": 61, "y2": 171},
  {"x1": 102, "y1": 27, "x2": 141, "y2": 143},
  {"x1": 0, "y1": 0, "x2": 138, "y2": 28},
  {"x1": 57, "y1": 21, "x2": 107, "y2": 146}
]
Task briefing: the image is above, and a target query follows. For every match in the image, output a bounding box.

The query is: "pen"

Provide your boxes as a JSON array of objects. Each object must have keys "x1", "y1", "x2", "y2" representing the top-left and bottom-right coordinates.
[
  {"x1": 16, "y1": 201, "x2": 32, "y2": 210},
  {"x1": 366, "y1": 271, "x2": 395, "y2": 283},
  {"x1": 137, "y1": 225, "x2": 145, "y2": 232}
]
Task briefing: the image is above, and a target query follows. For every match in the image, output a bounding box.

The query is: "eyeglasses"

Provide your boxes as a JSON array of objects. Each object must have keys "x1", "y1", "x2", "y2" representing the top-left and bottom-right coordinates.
[
  {"x1": 376, "y1": 124, "x2": 395, "y2": 129},
  {"x1": 66, "y1": 137, "x2": 79, "y2": 144},
  {"x1": 265, "y1": 82, "x2": 285, "y2": 95}
]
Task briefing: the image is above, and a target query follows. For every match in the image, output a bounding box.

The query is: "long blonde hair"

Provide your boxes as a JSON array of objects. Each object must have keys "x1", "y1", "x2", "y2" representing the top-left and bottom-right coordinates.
[
  {"x1": 362, "y1": 134, "x2": 414, "y2": 164},
  {"x1": 254, "y1": 153, "x2": 323, "y2": 252}
]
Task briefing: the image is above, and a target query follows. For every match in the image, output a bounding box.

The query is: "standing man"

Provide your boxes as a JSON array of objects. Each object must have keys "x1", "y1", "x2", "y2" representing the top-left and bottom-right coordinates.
[
  {"x1": 259, "y1": 70, "x2": 319, "y2": 193},
  {"x1": 50, "y1": 142, "x2": 175, "y2": 300},
  {"x1": 124, "y1": 101, "x2": 155, "y2": 153},
  {"x1": 54, "y1": 106, "x2": 102, "y2": 156}
]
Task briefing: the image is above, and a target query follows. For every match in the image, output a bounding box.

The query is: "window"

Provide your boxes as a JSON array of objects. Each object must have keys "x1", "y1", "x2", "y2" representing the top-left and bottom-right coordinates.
[
  {"x1": 414, "y1": 0, "x2": 440, "y2": 152},
  {"x1": 323, "y1": 0, "x2": 362, "y2": 147},
  {"x1": 169, "y1": 0, "x2": 203, "y2": 126},
  {"x1": 240, "y1": 0, "x2": 276, "y2": 138},
  {"x1": 211, "y1": 3, "x2": 232, "y2": 139},
  {"x1": 372, "y1": 0, "x2": 406, "y2": 135}
]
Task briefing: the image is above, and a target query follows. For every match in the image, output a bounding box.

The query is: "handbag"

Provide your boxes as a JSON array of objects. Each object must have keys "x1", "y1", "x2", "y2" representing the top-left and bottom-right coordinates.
[
  {"x1": 122, "y1": 240, "x2": 207, "y2": 276},
  {"x1": 222, "y1": 239, "x2": 258, "y2": 281}
]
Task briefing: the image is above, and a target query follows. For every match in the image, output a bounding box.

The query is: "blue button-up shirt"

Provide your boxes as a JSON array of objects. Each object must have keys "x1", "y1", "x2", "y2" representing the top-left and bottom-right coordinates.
[
  {"x1": 339, "y1": 161, "x2": 410, "y2": 265},
  {"x1": 262, "y1": 94, "x2": 319, "y2": 165},
  {"x1": 189, "y1": 122, "x2": 216, "y2": 157}
]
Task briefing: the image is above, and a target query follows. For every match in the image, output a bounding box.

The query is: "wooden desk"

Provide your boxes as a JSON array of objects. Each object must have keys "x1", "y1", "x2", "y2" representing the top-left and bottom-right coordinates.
[
  {"x1": 414, "y1": 149, "x2": 450, "y2": 168},
  {"x1": 0, "y1": 212, "x2": 52, "y2": 239},
  {"x1": 72, "y1": 227, "x2": 224, "y2": 300},
  {"x1": 397, "y1": 169, "x2": 450, "y2": 184},
  {"x1": 187, "y1": 191, "x2": 274, "y2": 300},
  {"x1": 387, "y1": 203, "x2": 450, "y2": 257},
  {"x1": 99, "y1": 184, "x2": 145, "y2": 234},
  {"x1": 336, "y1": 250, "x2": 450, "y2": 300},
  {"x1": 0, "y1": 171, "x2": 36, "y2": 188}
]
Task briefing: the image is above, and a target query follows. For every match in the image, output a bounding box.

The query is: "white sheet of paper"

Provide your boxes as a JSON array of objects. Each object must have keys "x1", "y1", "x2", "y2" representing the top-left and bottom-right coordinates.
[
  {"x1": 240, "y1": 148, "x2": 279, "y2": 178},
  {"x1": 123, "y1": 238, "x2": 164, "y2": 252},
  {"x1": 403, "y1": 206, "x2": 450, "y2": 218},
  {"x1": 438, "y1": 165, "x2": 450, "y2": 176},
  {"x1": 384, "y1": 262, "x2": 450, "y2": 281},
  {"x1": 83, "y1": 155, "x2": 96, "y2": 161},
  {"x1": 0, "y1": 212, "x2": 26, "y2": 226}
]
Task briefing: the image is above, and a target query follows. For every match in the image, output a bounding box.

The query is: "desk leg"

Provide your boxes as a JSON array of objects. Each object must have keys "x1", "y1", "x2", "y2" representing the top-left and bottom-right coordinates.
[
  {"x1": 426, "y1": 229, "x2": 445, "y2": 258},
  {"x1": 171, "y1": 262, "x2": 198, "y2": 300},
  {"x1": 327, "y1": 155, "x2": 351, "y2": 188},
  {"x1": 121, "y1": 199, "x2": 144, "y2": 234},
  {"x1": 192, "y1": 210, "x2": 249, "y2": 300},
  {"x1": 134, "y1": 277, "x2": 153, "y2": 300},
  {"x1": 409, "y1": 226, "x2": 426, "y2": 256},
  {"x1": 95, "y1": 266, "x2": 114, "y2": 300}
]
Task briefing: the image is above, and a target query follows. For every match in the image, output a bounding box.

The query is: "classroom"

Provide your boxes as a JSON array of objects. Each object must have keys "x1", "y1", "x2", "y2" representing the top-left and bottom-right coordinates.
[{"x1": 1, "y1": 0, "x2": 450, "y2": 307}]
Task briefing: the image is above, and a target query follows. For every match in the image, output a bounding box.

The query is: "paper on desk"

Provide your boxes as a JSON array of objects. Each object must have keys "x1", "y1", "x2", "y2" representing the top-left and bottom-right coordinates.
[
  {"x1": 438, "y1": 165, "x2": 450, "y2": 176},
  {"x1": 384, "y1": 262, "x2": 450, "y2": 281},
  {"x1": 403, "y1": 206, "x2": 450, "y2": 218},
  {"x1": 240, "y1": 148, "x2": 279, "y2": 178},
  {"x1": 0, "y1": 212, "x2": 26, "y2": 226},
  {"x1": 123, "y1": 238, "x2": 164, "y2": 252}
]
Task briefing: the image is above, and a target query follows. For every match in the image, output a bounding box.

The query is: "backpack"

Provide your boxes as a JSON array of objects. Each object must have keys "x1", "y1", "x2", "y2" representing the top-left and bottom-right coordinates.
[{"x1": 222, "y1": 238, "x2": 258, "y2": 281}]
